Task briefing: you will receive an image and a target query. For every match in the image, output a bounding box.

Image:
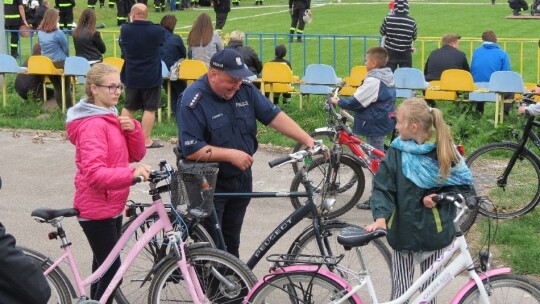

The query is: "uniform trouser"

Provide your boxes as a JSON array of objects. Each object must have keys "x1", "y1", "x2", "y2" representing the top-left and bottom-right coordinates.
[
  {"x1": 87, "y1": 0, "x2": 104, "y2": 8},
  {"x1": 59, "y1": 9, "x2": 74, "y2": 29},
  {"x1": 204, "y1": 171, "x2": 252, "y2": 258},
  {"x1": 290, "y1": 8, "x2": 307, "y2": 36},
  {"x1": 215, "y1": 12, "x2": 228, "y2": 30},
  {"x1": 154, "y1": 0, "x2": 164, "y2": 9},
  {"x1": 79, "y1": 217, "x2": 123, "y2": 304},
  {"x1": 49, "y1": 60, "x2": 73, "y2": 109},
  {"x1": 117, "y1": 0, "x2": 135, "y2": 25},
  {"x1": 385, "y1": 48, "x2": 412, "y2": 72},
  {"x1": 6, "y1": 24, "x2": 20, "y2": 57},
  {"x1": 391, "y1": 248, "x2": 444, "y2": 304}
]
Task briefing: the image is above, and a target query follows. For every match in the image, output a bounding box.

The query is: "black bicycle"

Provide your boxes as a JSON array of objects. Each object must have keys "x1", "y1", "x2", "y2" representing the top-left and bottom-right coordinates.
[{"x1": 466, "y1": 93, "x2": 540, "y2": 218}]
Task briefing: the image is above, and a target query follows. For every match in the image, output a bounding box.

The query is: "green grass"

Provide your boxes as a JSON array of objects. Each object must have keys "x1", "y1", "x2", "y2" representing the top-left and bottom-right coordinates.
[{"x1": 3, "y1": 0, "x2": 540, "y2": 277}]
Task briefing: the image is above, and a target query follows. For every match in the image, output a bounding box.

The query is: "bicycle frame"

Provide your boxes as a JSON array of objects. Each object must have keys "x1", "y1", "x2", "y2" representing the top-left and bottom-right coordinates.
[{"x1": 38, "y1": 184, "x2": 208, "y2": 303}]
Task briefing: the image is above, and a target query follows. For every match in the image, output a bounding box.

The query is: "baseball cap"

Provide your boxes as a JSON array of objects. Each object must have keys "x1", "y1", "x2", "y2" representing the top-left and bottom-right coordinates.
[
  {"x1": 209, "y1": 49, "x2": 255, "y2": 79},
  {"x1": 442, "y1": 34, "x2": 461, "y2": 45}
]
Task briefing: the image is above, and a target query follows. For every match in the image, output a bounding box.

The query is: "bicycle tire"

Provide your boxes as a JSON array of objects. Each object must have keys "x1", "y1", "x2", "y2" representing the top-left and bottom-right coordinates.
[
  {"x1": 466, "y1": 142, "x2": 540, "y2": 218},
  {"x1": 21, "y1": 247, "x2": 73, "y2": 304},
  {"x1": 290, "y1": 154, "x2": 366, "y2": 219},
  {"x1": 458, "y1": 273, "x2": 540, "y2": 303},
  {"x1": 292, "y1": 130, "x2": 346, "y2": 174},
  {"x1": 246, "y1": 271, "x2": 356, "y2": 304},
  {"x1": 457, "y1": 201, "x2": 479, "y2": 234},
  {"x1": 287, "y1": 221, "x2": 393, "y2": 302},
  {"x1": 115, "y1": 213, "x2": 215, "y2": 304},
  {"x1": 148, "y1": 247, "x2": 257, "y2": 303}
]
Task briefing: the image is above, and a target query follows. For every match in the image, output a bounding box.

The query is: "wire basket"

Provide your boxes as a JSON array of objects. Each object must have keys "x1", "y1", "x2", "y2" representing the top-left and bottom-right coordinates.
[{"x1": 171, "y1": 166, "x2": 219, "y2": 219}]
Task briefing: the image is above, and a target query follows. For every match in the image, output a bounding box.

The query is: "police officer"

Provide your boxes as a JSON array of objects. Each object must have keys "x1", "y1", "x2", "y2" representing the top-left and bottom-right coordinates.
[
  {"x1": 4, "y1": 0, "x2": 29, "y2": 58},
  {"x1": 177, "y1": 49, "x2": 315, "y2": 258},
  {"x1": 54, "y1": 0, "x2": 75, "y2": 30},
  {"x1": 289, "y1": 0, "x2": 310, "y2": 42}
]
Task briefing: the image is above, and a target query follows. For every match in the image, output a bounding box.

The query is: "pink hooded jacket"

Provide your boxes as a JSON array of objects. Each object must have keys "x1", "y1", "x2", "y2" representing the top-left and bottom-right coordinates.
[{"x1": 66, "y1": 100, "x2": 146, "y2": 220}]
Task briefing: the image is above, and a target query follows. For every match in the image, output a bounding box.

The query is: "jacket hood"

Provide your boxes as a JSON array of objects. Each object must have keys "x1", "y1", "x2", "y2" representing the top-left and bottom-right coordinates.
[
  {"x1": 368, "y1": 67, "x2": 395, "y2": 86},
  {"x1": 481, "y1": 42, "x2": 500, "y2": 50},
  {"x1": 66, "y1": 99, "x2": 119, "y2": 142},
  {"x1": 395, "y1": 0, "x2": 409, "y2": 14}
]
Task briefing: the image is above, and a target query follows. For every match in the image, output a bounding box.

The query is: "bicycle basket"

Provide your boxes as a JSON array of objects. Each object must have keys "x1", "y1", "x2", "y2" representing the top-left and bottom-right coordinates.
[{"x1": 171, "y1": 165, "x2": 219, "y2": 219}]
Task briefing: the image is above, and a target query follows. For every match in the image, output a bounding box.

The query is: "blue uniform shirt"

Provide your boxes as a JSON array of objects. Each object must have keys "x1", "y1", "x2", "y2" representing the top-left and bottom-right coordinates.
[{"x1": 178, "y1": 75, "x2": 281, "y2": 178}]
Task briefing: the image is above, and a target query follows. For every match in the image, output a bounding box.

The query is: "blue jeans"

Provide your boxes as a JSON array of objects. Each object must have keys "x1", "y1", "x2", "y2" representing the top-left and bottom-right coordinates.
[{"x1": 366, "y1": 135, "x2": 385, "y2": 157}]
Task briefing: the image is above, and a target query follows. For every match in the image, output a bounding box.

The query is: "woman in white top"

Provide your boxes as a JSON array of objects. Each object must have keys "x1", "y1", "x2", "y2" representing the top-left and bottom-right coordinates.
[{"x1": 187, "y1": 13, "x2": 223, "y2": 67}]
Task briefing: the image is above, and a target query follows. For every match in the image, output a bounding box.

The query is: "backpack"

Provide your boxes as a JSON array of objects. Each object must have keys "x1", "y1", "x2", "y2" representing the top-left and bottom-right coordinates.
[{"x1": 169, "y1": 58, "x2": 184, "y2": 81}]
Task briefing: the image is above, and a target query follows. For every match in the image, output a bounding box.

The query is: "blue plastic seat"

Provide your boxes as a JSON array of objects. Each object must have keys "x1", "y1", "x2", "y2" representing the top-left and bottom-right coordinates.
[
  {"x1": 393, "y1": 67, "x2": 427, "y2": 98},
  {"x1": 488, "y1": 71, "x2": 525, "y2": 126},
  {"x1": 64, "y1": 56, "x2": 91, "y2": 104},
  {"x1": 0, "y1": 54, "x2": 27, "y2": 107},
  {"x1": 299, "y1": 64, "x2": 342, "y2": 109}
]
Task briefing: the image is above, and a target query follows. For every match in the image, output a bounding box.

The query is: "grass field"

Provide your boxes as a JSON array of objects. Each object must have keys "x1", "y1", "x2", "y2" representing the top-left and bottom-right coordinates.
[{"x1": 2, "y1": 0, "x2": 540, "y2": 277}]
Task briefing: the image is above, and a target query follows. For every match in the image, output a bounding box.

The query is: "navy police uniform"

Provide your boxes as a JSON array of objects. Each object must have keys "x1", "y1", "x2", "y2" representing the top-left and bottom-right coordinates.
[{"x1": 177, "y1": 74, "x2": 280, "y2": 257}]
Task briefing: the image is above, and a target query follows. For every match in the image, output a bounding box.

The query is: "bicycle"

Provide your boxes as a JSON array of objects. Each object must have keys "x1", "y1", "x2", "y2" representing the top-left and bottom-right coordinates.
[
  {"x1": 466, "y1": 93, "x2": 540, "y2": 219},
  {"x1": 119, "y1": 145, "x2": 395, "y2": 303},
  {"x1": 21, "y1": 161, "x2": 257, "y2": 304},
  {"x1": 244, "y1": 193, "x2": 540, "y2": 304}
]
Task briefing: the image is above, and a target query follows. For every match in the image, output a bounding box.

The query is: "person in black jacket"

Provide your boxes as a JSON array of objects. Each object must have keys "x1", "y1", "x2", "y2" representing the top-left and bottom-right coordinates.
[
  {"x1": 289, "y1": 0, "x2": 310, "y2": 43},
  {"x1": 226, "y1": 30, "x2": 262, "y2": 77},
  {"x1": 15, "y1": 43, "x2": 54, "y2": 101},
  {"x1": 212, "y1": 0, "x2": 230, "y2": 32},
  {"x1": 73, "y1": 9, "x2": 107, "y2": 64}
]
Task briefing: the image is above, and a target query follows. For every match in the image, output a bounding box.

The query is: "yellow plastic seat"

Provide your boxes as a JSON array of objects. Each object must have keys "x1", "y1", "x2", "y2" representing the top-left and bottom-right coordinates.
[
  {"x1": 340, "y1": 66, "x2": 367, "y2": 96},
  {"x1": 27, "y1": 55, "x2": 66, "y2": 111},
  {"x1": 260, "y1": 62, "x2": 299, "y2": 104},
  {"x1": 102, "y1": 57, "x2": 125, "y2": 71},
  {"x1": 424, "y1": 69, "x2": 476, "y2": 101},
  {"x1": 178, "y1": 60, "x2": 208, "y2": 85}
]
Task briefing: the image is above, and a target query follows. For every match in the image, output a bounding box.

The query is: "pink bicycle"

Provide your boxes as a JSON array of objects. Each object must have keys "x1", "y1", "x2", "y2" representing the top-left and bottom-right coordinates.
[{"x1": 21, "y1": 161, "x2": 257, "y2": 304}]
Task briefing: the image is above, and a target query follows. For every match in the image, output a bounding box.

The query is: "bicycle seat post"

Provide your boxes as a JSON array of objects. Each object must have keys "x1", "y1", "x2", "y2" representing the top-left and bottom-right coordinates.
[{"x1": 50, "y1": 219, "x2": 71, "y2": 249}]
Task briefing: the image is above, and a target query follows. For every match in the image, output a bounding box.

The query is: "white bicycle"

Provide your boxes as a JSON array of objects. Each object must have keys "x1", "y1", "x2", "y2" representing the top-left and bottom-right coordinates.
[{"x1": 244, "y1": 193, "x2": 540, "y2": 304}]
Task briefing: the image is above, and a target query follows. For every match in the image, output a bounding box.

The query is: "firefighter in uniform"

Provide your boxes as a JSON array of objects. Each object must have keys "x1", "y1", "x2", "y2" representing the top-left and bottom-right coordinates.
[
  {"x1": 154, "y1": 0, "x2": 165, "y2": 11},
  {"x1": 289, "y1": 0, "x2": 310, "y2": 42},
  {"x1": 87, "y1": 0, "x2": 105, "y2": 9},
  {"x1": 109, "y1": 0, "x2": 116, "y2": 9},
  {"x1": 4, "y1": 0, "x2": 29, "y2": 58},
  {"x1": 116, "y1": 0, "x2": 135, "y2": 25},
  {"x1": 55, "y1": 0, "x2": 75, "y2": 29}
]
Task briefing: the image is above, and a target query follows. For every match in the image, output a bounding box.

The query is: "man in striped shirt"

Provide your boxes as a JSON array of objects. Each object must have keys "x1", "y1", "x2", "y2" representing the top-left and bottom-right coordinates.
[{"x1": 380, "y1": 0, "x2": 417, "y2": 72}]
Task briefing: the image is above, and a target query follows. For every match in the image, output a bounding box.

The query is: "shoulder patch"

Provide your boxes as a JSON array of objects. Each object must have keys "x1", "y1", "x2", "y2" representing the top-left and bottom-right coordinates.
[{"x1": 188, "y1": 91, "x2": 203, "y2": 109}]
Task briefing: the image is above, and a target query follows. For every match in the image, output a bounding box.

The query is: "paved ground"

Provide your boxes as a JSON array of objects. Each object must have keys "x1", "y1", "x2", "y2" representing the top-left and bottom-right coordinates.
[{"x1": 0, "y1": 129, "x2": 467, "y2": 302}]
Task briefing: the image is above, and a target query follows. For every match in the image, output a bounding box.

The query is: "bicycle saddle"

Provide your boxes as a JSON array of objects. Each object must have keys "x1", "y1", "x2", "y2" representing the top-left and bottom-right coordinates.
[
  {"x1": 337, "y1": 226, "x2": 387, "y2": 249},
  {"x1": 31, "y1": 208, "x2": 79, "y2": 222}
]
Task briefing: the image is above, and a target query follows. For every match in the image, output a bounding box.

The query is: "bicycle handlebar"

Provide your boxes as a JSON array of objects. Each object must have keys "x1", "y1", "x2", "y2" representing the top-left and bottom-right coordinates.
[{"x1": 268, "y1": 144, "x2": 325, "y2": 168}]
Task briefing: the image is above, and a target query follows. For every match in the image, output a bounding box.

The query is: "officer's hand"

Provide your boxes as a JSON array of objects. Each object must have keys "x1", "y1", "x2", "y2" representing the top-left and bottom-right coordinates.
[{"x1": 229, "y1": 150, "x2": 254, "y2": 171}]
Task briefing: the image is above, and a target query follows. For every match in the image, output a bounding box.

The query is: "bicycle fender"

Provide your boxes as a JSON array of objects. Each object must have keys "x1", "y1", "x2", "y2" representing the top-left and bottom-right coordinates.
[
  {"x1": 243, "y1": 265, "x2": 363, "y2": 304},
  {"x1": 449, "y1": 267, "x2": 512, "y2": 304}
]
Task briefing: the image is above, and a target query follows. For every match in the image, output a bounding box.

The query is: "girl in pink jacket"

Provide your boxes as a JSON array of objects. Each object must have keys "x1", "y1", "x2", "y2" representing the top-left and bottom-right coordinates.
[{"x1": 66, "y1": 63, "x2": 150, "y2": 303}]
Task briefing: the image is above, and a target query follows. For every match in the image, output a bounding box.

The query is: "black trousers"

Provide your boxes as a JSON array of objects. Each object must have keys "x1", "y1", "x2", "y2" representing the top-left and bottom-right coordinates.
[
  {"x1": 290, "y1": 8, "x2": 307, "y2": 34},
  {"x1": 59, "y1": 9, "x2": 74, "y2": 29},
  {"x1": 6, "y1": 24, "x2": 19, "y2": 57},
  {"x1": 385, "y1": 48, "x2": 413, "y2": 72},
  {"x1": 79, "y1": 216, "x2": 123, "y2": 304},
  {"x1": 204, "y1": 171, "x2": 252, "y2": 258},
  {"x1": 163, "y1": 79, "x2": 187, "y2": 117},
  {"x1": 215, "y1": 12, "x2": 228, "y2": 30},
  {"x1": 50, "y1": 60, "x2": 73, "y2": 109}
]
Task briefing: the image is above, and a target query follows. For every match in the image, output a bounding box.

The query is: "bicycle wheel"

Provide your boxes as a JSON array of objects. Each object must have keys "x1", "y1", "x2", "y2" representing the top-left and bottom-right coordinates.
[
  {"x1": 148, "y1": 247, "x2": 257, "y2": 303},
  {"x1": 466, "y1": 142, "x2": 540, "y2": 218},
  {"x1": 290, "y1": 154, "x2": 366, "y2": 219},
  {"x1": 247, "y1": 271, "x2": 356, "y2": 304},
  {"x1": 292, "y1": 130, "x2": 345, "y2": 174},
  {"x1": 21, "y1": 247, "x2": 73, "y2": 304},
  {"x1": 115, "y1": 213, "x2": 215, "y2": 304},
  {"x1": 287, "y1": 221, "x2": 393, "y2": 302},
  {"x1": 458, "y1": 273, "x2": 540, "y2": 303},
  {"x1": 457, "y1": 201, "x2": 479, "y2": 233}
]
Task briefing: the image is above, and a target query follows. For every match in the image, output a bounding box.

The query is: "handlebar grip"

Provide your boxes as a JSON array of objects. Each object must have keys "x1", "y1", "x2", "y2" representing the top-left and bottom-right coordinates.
[
  {"x1": 268, "y1": 155, "x2": 293, "y2": 168},
  {"x1": 132, "y1": 176, "x2": 144, "y2": 184}
]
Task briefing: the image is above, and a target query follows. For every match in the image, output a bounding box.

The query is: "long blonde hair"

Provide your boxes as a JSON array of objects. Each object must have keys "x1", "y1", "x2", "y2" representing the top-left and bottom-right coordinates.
[
  {"x1": 187, "y1": 13, "x2": 214, "y2": 47},
  {"x1": 398, "y1": 98, "x2": 460, "y2": 180}
]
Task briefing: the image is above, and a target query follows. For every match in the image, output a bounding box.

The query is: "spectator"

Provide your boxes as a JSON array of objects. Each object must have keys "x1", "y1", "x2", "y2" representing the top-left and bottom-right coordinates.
[
  {"x1": 4, "y1": 0, "x2": 29, "y2": 58},
  {"x1": 54, "y1": 0, "x2": 75, "y2": 30},
  {"x1": 73, "y1": 9, "x2": 107, "y2": 64},
  {"x1": 380, "y1": 0, "x2": 417, "y2": 72},
  {"x1": 424, "y1": 34, "x2": 470, "y2": 107},
  {"x1": 119, "y1": 3, "x2": 166, "y2": 148},
  {"x1": 365, "y1": 98, "x2": 474, "y2": 303},
  {"x1": 226, "y1": 30, "x2": 263, "y2": 77},
  {"x1": 15, "y1": 43, "x2": 54, "y2": 102},
  {"x1": 66, "y1": 63, "x2": 149, "y2": 304},
  {"x1": 289, "y1": 0, "x2": 310, "y2": 43},
  {"x1": 471, "y1": 30, "x2": 512, "y2": 115},
  {"x1": 0, "y1": 221, "x2": 51, "y2": 304},
  {"x1": 187, "y1": 13, "x2": 223, "y2": 67},
  {"x1": 177, "y1": 49, "x2": 315, "y2": 258},
  {"x1": 212, "y1": 0, "x2": 230, "y2": 32},
  {"x1": 508, "y1": 0, "x2": 528, "y2": 15},
  {"x1": 265, "y1": 44, "x2": 293, "y2": 104},
  {"x1": 38, "y1": 8, "x2": 73, "y2": 109},
  {"x1": 159, "y1": 14, "x2": 187, "y2": 117}
]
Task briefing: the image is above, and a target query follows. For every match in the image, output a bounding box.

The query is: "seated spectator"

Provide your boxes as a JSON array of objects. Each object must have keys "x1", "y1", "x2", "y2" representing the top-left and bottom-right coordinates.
[
  {"x1": 159, "y1": 14, "x2": 187, "y2": 117},
  {"x1": 15, "y1": 43, "x2": 54, "y2": 102},
  {"x1": 187, "y1": 13, "x2": 223, "y2": 67},
  {"x1": 265, "y1": 44, "x2": 292, "y2": 104},
  {"x1": 73, "y1": 9, "x2": 106, "y2": 64},
  {"x1": 423, "y1": 33, "x2": 470, "y2": 107},
  {"x1": 226, "y1": 30, "x2": 263, "y2": 77}
]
